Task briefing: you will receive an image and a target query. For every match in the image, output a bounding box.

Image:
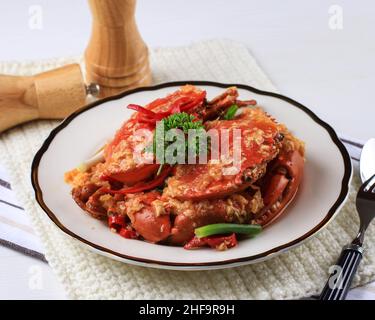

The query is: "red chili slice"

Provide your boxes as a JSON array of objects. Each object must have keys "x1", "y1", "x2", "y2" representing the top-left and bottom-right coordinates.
[
  {"x1": 152, "y1": 111, "x2": 173, "y2": 121},
  {"x1": 167, "y1": 96, "x2": 191, "y2": 114},
  {"x1": 130, "y1": 107, "x2": 169, "y2": 124},
  {"x1": 180, "y1": 91, "x2": 206, "y2": 112},
  {"x1": 108, "y1": 215, "x2": 126, "y2": 231},
  {"x1": 102, "y1": 166, "x2": 172, "y2": 195},
  {"x1": 127, "y1": 104, "x2": 157, "y2": 118},
  {"x1": 127, "y1": 91, "x2": 206, "y2": 125},
  {"x1": 119, "y1": 228, "x2": 138, "y2": 239},
  {"x1": 183, "y1": 236, "x2": 207, "y2": 249},
  {"x1": 148, "y1": 97, "x2": 169, "y2": 109},
  {"x1": 205, "y1": 233, "x2": 237, "y2": 249},
  {"x1": 184, "y1": 233, "x2": 238, "y2": 250},
  {"x1": 136, "y1": 116, "x2": 160, "y2": 124}
]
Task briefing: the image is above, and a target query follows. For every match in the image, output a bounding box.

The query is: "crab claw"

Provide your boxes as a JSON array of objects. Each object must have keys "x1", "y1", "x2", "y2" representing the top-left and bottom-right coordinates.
[
  {"x1": 254, "y1": 150, "x2": 304, "y2": 227},
  {"x1": 202, "y1": 87, "x2": 239, "y2": 120},
  {"x1": 169, "y1": 205, "x2": 229, "y2": 245},
  {"x1": 125, "y1": 192, "x2": 171, "y2": 243},
  {"x1": 167, "y1": 192, "x2": 258, "y2": 245},
  {"x1": 130, "y1": 208, "x2": 171, "y2": 243},
  {"x1": 72, "y1": 184, "x2": 108, "y2": 220}
]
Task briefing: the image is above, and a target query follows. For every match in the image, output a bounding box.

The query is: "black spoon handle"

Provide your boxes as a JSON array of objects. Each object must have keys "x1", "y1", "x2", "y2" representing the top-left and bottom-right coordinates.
[{"x1": 319, "y1": 244, "x2": 363, "y2": 300}]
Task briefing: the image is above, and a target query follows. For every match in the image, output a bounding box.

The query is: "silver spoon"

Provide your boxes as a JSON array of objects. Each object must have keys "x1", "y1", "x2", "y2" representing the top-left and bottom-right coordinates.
[
  {"x1": 360, "y1": 138, "x2": 375, "y2": 182},
  {"x1": 320, "y1": 138, "x2": 375, "y2": 300}
]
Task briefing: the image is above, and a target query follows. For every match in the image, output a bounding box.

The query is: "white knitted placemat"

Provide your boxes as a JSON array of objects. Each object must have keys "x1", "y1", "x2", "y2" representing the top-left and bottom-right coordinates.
[{"x1": 1, "y1": 40, "x2": 375, "y2": 299}]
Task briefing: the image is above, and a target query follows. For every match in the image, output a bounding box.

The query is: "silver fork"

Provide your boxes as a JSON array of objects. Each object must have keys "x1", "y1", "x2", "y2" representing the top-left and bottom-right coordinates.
[{"x1": 320, "y1": 174, "x2": 375, "y2": 300}]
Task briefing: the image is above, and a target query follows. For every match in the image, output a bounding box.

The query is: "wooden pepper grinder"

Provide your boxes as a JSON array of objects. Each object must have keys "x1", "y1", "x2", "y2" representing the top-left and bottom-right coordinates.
[
  {"x1": 85, "y1": 0, "x2": 152, "y2": 98},
  {"x1": 0, "y1": 64, "x2": 99, "y2": 133}
]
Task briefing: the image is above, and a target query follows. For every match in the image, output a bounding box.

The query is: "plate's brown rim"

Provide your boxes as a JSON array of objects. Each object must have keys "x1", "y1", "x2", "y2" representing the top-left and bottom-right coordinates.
[{"x1": 31, "y1": 80, "x2": 352, "y2": 268}]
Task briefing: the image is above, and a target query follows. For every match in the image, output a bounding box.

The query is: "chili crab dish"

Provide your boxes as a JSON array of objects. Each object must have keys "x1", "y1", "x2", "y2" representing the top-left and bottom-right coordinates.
[{"x1": 65, "y1": 85, "x2": 305, "y2": 251}]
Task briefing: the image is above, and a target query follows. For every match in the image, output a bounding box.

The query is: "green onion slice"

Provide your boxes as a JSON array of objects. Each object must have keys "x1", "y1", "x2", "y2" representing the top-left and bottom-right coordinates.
[
  {"x1": 223, "y1": 104, "x2": 239, "y2": 120},
  {"x1": 77, "y1": 150, "x2": 105, "y2": 173},
  {"x1": 194, "y1": 223, "x2": 262, "y2": 238}
]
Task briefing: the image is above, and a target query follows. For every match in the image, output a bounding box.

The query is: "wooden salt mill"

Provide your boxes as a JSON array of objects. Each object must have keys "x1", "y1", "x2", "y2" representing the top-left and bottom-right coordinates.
[
  {"x1": 85, "y1": 0, "x2": 152, "y2": 98},
  {"x1": 0, "y1": 0, "x2": 151, "y2": 133},
  {"x1": 0, "y1": 64, "x2": 100, "y2": 133}
]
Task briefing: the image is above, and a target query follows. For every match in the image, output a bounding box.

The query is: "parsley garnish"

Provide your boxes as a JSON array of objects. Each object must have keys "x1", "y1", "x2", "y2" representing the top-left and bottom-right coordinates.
[
  {"x1": 163, "y1": 112, "x2": 204, "y2": 132},
  {"x1": 146, "y1": 112, "x2": 209, "y2": 174}
]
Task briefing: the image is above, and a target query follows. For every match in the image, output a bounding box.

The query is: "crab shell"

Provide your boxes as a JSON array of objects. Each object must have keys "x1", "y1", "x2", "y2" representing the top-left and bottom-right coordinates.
[
  {"x1": 101, "y1": 85, "x2": 206, "y2": 185},
  {"x1": 163, "y1": 107, "x2": 283, "y2": 201}
]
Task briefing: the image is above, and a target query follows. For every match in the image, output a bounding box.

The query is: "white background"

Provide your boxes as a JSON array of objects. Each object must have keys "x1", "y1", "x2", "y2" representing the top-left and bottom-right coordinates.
[{"x1": 0, "y1": 0, "x2": 374, "y2": 299}]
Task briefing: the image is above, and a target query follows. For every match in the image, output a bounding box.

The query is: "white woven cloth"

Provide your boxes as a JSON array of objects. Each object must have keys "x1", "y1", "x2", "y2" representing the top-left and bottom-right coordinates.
[{"x1": 1, "y1": 40, "x2": 375, "y2": 299}]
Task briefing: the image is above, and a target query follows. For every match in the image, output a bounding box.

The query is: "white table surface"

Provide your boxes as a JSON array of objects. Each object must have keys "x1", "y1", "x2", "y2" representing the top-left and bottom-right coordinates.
[{"x1": 0, "y1": 0, "x2": 374, "y2": 300}]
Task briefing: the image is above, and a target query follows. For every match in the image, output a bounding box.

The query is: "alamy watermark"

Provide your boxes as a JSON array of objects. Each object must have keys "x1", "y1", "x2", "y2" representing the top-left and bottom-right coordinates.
[
  {"x1": 328, "y1": 5, "x2": 344, "y2": 30},
  {"x1": 28, "y1": 265, "x2": 43, "y2": 290},
  {"x1": 133, "y1": 124, "x2": 243, "y2": 175},
  {"x1": 328, "y1": 265, "x2": 344, "y2": 289},
  {"x1": 28, "y1": 5, "x2": 43, "y2": 30}
]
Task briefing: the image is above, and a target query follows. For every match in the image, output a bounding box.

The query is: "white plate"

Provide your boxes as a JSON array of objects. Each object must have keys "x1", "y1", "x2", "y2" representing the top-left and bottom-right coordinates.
[{"x1": 31, "y1": 81, "x2": 352, "y2": 270}]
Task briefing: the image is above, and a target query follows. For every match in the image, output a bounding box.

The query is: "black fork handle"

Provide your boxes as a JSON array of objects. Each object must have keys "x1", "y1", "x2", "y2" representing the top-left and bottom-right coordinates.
[{"x1": 319, "y1": 244, "x2": 363, "y2": 300}]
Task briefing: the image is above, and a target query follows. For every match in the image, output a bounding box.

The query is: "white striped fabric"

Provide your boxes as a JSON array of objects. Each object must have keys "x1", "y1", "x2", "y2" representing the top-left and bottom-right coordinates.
[
  {"x1": 339, "y1": 134, "x2": 365, "y2": 162},
  {"x1": 0, "y1": 165, "x2": 45, "y2": 260}
]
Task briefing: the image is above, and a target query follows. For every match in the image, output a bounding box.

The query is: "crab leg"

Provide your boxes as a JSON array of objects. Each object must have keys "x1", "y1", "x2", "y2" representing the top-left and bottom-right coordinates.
[
  {"x1": 130, "y1": 208, "x2": 171, "y2": 243},
  {"x1": 254, "y1": 150, "x2": 304, "y2": 227}
]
